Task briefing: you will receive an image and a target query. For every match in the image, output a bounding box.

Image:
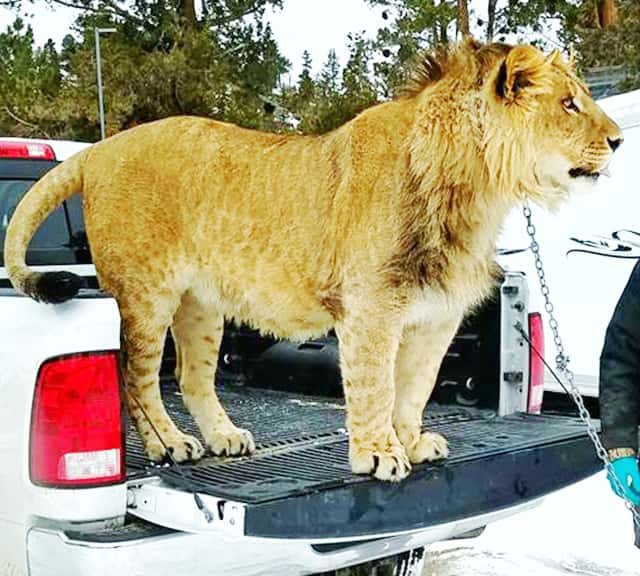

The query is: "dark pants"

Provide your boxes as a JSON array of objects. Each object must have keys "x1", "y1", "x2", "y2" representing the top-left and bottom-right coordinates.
[{"x1": 635, "y1": 509, "x2": 640, "y2": 548}]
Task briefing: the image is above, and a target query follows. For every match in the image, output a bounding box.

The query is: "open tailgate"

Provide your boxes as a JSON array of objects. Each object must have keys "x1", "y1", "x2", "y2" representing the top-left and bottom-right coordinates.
[{"x1": 125, "y1": 382, "x2": 600, "y2": 538}]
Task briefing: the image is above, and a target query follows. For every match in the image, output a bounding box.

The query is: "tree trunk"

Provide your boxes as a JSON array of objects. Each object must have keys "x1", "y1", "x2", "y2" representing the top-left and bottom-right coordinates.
[
  {"x1": 458, "y1": 0, "x2": 470, "y2": 36},
  {"x1": 487, "y1": 0, "x2": 498, "y2": 40},
  {"x1": 596, "y1": 0, "x2": 619, "y2": 28},
  {"x1": 439, "y1": 21, "x2": 448, "y2": 44},
  {"x1": 434, "y1": 0, "x2": 448, "y2": 45},
  {"x1": 178, "y1": 0, "x2": 197, "y2": 24}
]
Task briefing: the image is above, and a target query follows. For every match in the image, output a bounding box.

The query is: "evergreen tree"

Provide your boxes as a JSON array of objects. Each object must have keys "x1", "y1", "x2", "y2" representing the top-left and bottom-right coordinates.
[{"x1": 0, "y1": 0, "x2": 290, "y2": 139}]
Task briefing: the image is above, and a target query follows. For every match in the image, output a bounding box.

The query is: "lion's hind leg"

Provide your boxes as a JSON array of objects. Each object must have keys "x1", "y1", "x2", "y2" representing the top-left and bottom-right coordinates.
[
  {"x1": 171, "y1": 291, "x2": 255, "y2": 457},
  {"x1": 121, "y1": 293, "x2": 204, "y2": 463}
]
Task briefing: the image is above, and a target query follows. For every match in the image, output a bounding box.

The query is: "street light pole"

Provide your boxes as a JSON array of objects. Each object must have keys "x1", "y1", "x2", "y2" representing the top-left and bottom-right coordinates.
[{"x1": 94, "y1": 27, "x2": 116, "y2": 140}]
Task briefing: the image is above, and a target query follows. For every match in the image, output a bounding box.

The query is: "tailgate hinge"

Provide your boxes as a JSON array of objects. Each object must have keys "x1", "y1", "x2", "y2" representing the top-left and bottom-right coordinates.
[{"x1": 127, "y1": 478, "x2": 246, "y2": 535}]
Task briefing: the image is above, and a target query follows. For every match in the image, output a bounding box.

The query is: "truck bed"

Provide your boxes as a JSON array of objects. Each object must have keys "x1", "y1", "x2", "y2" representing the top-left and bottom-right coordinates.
[{"x1": 125, "y1": 380, "x2": 600, "y2": 539}]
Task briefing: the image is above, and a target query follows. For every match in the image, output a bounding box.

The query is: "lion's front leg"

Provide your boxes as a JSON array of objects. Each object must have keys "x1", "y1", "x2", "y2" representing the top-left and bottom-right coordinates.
[
  {"x1": 393, "y1": 313, "x2": 462, "y2": 464},
  {"x1": 336, "y1": 303, "x2": 410, "y2": 482}
]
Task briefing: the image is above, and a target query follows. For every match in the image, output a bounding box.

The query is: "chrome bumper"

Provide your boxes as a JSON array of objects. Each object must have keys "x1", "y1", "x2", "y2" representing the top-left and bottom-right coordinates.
[{"x1": 27, "y1": 499, "x2": 541, "y2": 576}]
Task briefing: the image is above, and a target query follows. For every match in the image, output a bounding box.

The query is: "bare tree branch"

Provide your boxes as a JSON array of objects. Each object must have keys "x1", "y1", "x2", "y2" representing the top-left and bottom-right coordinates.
[
  {"x1": 209, "y1": 0, "x2": 266, "y2": 27},
  {"x1": 2, "y1": 106, "x2": 51, "y2": 138},
  {"x1": 2, "y1": 0, "x2": 272, "y2": 29},
  {"x1": 47, "y1": 0, "x2": 138, "y2": 23}
]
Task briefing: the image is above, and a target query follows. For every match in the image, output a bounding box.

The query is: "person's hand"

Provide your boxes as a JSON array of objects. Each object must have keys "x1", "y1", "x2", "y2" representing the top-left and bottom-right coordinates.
[{"x1": 607, "y1": 456, "x2": 640, "y2": 506}]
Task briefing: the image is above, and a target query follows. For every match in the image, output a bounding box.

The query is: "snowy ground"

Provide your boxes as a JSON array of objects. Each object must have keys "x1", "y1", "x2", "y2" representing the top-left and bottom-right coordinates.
[{"x1": 424, "y1": 472, "x2": 639, "y2": 575}]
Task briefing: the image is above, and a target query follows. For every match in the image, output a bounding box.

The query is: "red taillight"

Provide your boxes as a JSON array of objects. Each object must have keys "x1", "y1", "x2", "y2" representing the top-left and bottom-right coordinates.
[
  {"x1": 30, "y1": 352, "x2": 124, "y2": 487},
  {"x1": 0, "y1": 140, "x2": 56, "y2": 160},
  {"x1": 527, "y1": 313, "x2": 545, "y2": 414}
]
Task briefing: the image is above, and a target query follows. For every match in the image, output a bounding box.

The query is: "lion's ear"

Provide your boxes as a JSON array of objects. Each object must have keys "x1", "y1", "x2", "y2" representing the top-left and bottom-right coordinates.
[{"x1": 496, "y1": 45, "x2": 545, "y2": 102}]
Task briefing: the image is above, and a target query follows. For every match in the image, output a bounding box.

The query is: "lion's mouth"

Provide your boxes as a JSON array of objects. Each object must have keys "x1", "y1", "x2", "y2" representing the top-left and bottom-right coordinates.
[{"x1": 569, "y1": 168, "x2": 609, "y2": 180}]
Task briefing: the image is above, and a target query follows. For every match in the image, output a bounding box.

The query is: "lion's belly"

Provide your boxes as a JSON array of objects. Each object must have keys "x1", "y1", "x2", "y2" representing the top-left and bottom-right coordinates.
[{"x1": 191, "y1": 271, "x2": 336, "y2": 341}]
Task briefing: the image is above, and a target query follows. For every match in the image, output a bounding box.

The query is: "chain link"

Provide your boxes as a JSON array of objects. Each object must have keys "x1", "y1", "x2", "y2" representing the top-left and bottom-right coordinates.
[{"x1": 522, "y1": 204, "x2": 640, "y2": 525}]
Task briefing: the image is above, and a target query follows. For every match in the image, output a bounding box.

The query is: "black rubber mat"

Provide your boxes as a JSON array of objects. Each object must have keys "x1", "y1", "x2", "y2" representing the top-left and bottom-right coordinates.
[
  {"x1": 126, "y1": 380, "x2": 592, "y2": 503},
  {"x1": 126, "y1": 380, "x2": 489, "y2": 472},
  {"x1": 127, "y1": 379, "x2": 352, "y2": 472},
  {"x1": 157, "y1": 412, "x2": 589, "y2": 503}
]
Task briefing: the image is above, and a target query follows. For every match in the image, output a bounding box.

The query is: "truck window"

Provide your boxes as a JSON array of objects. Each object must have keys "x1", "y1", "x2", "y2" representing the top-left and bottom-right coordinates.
[{"x1": 0, "y1": 179, "x2": 85, "y2": 266}]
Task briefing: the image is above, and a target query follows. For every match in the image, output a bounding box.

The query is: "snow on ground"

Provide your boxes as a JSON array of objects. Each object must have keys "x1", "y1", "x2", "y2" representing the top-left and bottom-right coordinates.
[{"x1": 425, "y1": 472, "x2": 639, "y2": 575}]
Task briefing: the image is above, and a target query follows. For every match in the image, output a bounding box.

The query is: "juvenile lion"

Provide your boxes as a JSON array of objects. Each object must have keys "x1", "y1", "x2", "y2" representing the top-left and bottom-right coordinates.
[{"x1": 5, "y1": 39, "x2": 621, "y2": 481}]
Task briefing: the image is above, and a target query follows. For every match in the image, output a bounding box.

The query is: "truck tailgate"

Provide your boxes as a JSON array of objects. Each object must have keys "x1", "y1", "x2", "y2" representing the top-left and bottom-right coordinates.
[{"x1": 125, "y1": 381, "x2": 600, "y2": 539}]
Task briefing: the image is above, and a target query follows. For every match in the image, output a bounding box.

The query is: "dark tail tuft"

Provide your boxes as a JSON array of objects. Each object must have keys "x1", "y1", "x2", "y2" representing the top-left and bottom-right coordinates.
[{"x1": 25, "y1": 271, "x2": 85, "y2": 304}]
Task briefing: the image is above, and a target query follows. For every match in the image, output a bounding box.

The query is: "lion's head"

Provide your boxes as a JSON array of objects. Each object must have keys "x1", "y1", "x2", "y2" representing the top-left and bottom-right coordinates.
[{"x1": 407, "y1": 39, "x2": 623, "y2": 206}]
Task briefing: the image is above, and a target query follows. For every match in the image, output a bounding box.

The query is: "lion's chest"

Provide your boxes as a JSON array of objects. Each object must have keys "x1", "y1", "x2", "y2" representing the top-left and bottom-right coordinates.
[
  {"x1": 405, "y1": 289, "x2": 455, "y2": 325},
  {"x1": 404, "y1": 259, "x2": 495, "y2": 326}
]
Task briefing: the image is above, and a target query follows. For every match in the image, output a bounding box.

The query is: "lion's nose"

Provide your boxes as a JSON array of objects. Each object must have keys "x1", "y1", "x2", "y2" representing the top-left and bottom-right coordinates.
[{"x1": 607, "y1": 136, "x2": 623, "y2": 152}]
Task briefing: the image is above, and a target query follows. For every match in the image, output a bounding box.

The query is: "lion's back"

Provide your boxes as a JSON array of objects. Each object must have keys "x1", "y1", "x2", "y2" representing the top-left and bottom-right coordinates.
[{"x1": 79, "y1": 116, "x2": 348, "y2": 334}]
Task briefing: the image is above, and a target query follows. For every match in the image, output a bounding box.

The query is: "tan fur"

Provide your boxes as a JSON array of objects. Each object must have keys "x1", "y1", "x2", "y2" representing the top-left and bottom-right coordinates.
[{"x1": 4, "y1": 38, "x2": 622, "y2": 481}]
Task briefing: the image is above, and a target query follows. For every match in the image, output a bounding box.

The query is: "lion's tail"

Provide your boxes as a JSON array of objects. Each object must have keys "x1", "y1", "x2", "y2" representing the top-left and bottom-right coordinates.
[{"x1": 4, "y1": 148, "x2": 89, "y2": 303}]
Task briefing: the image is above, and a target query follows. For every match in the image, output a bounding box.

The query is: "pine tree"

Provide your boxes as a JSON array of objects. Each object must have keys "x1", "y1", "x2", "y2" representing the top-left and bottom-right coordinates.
[
  {"x1": 0, "y1": 0, "x2": 290, "y2": 139},
  {"x1": 319, "y1": 49, "x2": 341, "y2": 96},
  {"x1": 0, "y1": 18, "x2": 62, "y2": 137},
  {"x1": 298, "y1": 50, "x2": 315, "y2": 102}
]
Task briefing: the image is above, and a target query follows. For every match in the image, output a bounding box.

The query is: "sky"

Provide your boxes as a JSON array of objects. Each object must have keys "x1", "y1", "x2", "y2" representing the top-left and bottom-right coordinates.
[
  {"x1": 0, "y1": 0, "x2": 384, "y2": 78},
  {"x1": 266, "y1": 0, "x2": 383, "y2": 79},
  {"x1": 0, "y1": 0, "x2": 501, "y2": 79}
]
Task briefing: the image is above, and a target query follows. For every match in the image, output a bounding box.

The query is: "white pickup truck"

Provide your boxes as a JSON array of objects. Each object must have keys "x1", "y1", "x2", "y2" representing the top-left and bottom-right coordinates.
[{"x1": 0, "y1": 138, "x2": 602, "y2": 576}]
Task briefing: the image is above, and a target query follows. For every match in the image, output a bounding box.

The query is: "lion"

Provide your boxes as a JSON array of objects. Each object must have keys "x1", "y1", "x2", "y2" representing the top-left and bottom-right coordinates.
[{"x1": 4, "y1": 38, "x2": 622, "y2": 481}]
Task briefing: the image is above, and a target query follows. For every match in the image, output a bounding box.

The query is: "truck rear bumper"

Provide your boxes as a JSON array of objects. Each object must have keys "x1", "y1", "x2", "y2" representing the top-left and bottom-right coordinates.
[{"x1": 28, "y1": 500, "x2": 539, "y2": 576}]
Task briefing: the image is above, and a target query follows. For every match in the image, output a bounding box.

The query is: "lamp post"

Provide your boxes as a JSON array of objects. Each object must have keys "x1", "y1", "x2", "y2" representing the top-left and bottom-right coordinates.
[{"x1": 94, "y1": 27, "x2": 116, "y2": 140}]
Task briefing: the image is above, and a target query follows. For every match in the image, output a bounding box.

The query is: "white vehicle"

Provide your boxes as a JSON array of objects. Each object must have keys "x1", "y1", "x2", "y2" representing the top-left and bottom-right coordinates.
[
  {"x1": 498, "y1": 89, "x2": 640, "y2": 400},
  {"x1": 0, "y1": 138, "x2": 602, "y2": 576}
]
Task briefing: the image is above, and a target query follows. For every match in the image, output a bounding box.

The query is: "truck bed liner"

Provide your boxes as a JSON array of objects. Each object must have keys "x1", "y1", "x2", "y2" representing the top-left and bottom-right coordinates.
[
  {"x1": 125, "y1": 381, "x2": 600, "y2": 539},
  {"x1": 126, "y1": 380, "x2": 494, "y2": 476}
]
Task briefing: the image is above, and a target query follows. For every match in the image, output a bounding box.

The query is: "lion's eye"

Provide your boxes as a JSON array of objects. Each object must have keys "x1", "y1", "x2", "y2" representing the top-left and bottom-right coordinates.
[{"x1": 562, "y1": 98, "x2": 580, "y2": 113}]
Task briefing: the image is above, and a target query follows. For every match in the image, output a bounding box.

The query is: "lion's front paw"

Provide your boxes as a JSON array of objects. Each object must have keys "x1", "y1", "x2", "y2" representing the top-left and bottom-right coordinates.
[
  {"x1": 406, "y1": 431, "x2": 449, "y2": 464},
  {"x1": 349, "y1": 439, "x2": 411, "y2": 482},
  {"x1": 206, "y1": 426, "x2": 255, "y2": 457},
  {"x1": 146, "y1": 431, "x2": 204, "y2": 463}
]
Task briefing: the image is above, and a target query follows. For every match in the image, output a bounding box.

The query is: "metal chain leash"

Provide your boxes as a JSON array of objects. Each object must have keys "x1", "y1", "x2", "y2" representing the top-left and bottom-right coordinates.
[{"x1": 522, "y1": 204, "x2": 640, "y2": 524}]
